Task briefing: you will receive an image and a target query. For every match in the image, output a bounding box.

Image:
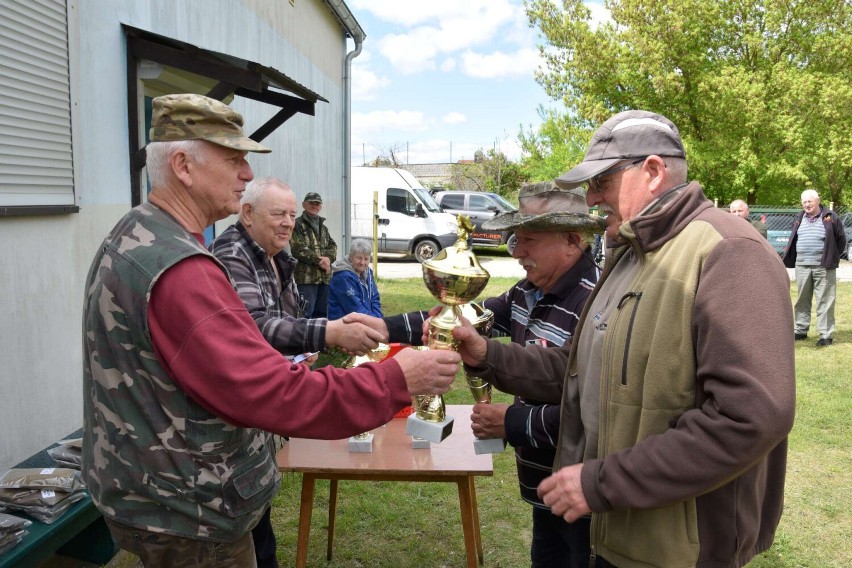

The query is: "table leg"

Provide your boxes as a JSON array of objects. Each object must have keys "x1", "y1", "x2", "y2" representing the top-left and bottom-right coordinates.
[
  {"x1": 468, "y1": 476, "x2": 484, "y2": 564},
  {"x1": 327, "y1": 479, "x2": 338, "y2": 561},
  {"x1": 295, "y1": 474, "x2": 316, "y2": 568},
  {"x1": 457, "y1": 476, "x2": 480, "y2": 568}
]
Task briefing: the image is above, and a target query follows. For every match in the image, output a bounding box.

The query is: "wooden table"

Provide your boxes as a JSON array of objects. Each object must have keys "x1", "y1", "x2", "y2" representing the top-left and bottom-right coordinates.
[{"x1": 277, "y1": 405, "x2": 493, "y2": 567}]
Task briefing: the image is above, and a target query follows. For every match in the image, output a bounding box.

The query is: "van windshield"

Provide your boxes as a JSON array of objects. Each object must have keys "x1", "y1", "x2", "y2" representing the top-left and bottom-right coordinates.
[{"x1": 412, "y1": 187, "x2": 442, "y2": 212}]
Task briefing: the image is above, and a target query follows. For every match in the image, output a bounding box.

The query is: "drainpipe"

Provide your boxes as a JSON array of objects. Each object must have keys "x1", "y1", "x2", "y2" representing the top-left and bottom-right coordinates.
[
  {"x1": 342, "y1": 37, "x2": 363, "y2": 254},
  {"x1": 324, "y1": 0, "x2": 366, "y2": 254}
]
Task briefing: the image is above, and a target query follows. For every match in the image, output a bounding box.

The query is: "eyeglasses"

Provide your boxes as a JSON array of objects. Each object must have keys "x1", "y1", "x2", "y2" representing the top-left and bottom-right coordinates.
[{"x1": 586, "y1": 157, "x2": 647, "y2": 194}]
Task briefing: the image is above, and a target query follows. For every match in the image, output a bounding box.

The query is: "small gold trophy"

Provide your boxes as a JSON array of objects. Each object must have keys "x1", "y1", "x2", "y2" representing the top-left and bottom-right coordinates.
[
  {"x1": 405, "y1": 216, "x2": 490, "y2": 444},
  {"x1": 459, "y1": 304, "x2": 506, "y2": 454},
  {"x1": 344, "y1": 343, "x2": 391, "y2": 452}
]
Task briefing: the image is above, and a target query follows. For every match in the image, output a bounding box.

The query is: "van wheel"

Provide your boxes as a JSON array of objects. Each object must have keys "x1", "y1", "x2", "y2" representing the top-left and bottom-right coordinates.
[
  {"x1": 506, "y1": 234, "x2": 517, "y2": 255},
  {"x1": 414, "y1": 239, "x2": 440, "y2": 263}
]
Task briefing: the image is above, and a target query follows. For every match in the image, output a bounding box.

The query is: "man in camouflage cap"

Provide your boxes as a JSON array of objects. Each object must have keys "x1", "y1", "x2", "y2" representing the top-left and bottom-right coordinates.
[
  {"x1": 291, "y1": 191, "x2": 337, "y2": 318},
  {"x1": 82, "y1": 93, "x2": 460, "y2": 567}
]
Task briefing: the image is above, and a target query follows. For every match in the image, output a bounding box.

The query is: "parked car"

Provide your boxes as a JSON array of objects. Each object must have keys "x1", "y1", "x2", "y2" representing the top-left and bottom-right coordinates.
[
  {"x1": 432, "y1": 190, "x2": 518, "y2": 252},
  {"x1": 841, "y1": 212, "x2": 852, "y2": 260},
  {"x1": 752, "y1": 209, "x2": 798, "y2": 256}
]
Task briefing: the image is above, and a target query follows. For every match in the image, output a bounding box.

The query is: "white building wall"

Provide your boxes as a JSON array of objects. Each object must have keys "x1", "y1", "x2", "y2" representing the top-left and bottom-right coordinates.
[{"x1": 0, "y1": 0, "x2": 350, "y2": 469}]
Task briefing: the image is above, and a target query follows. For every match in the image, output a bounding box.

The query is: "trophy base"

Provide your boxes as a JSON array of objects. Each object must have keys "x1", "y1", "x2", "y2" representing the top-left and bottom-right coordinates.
[
  {"x1": 348, "y1": 433, "x2": 374, "y2": 453},
  {"x1": 410, "y1": 436, "x2": 432, "y2": 449},
  {"x1": 405, "y1": 414, "x2": 454, "y2": 444},
  {"x1": 473, "y1": 437, "x2": 507, "y2": 455}
]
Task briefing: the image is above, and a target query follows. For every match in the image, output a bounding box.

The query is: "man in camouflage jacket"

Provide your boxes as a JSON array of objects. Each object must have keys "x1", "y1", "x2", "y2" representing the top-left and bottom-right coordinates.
[
  {"x1": 81, "y1": 94, "x2": 459, "y2": 567},
  {"x1": 290, "y1": 192, "x2": 337, "y2": 318}
]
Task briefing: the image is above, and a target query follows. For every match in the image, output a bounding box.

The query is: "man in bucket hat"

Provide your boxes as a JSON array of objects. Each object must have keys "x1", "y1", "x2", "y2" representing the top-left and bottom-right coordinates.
[
  {"x1": 450, "y1": 110, "x2": 795, "y2": 567},
  {"x1": 82, "y1": 94, "x2": 460, "y2": 567},
  {"x1": 347, "y1": 183, "x2": 606, "y2": 567}
]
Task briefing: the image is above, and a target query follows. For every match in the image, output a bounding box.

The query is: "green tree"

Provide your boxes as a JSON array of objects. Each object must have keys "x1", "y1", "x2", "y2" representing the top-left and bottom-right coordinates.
[
  {"x1": 450, "y1": 148, "x2": 528, "y2": 201},
  {"x1": 525, "y1": 0, "x2": 852, "y2": 206},
  {"x1": 518, "y1": 106, "x2": 592, "y2": 181}
]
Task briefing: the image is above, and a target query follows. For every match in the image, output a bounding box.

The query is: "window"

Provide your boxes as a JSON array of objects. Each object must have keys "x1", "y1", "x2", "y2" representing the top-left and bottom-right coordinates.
[
  {"x1": 469, "y1": 195, "x2": 492, "y2": 212},
  {"x1": 387, "y1": 188, "x2": 419, "y2": 216},
  {"x1": 441, "y1": 194, "x2": 464, "y2": 209},
  {"x1": 0, "y1": 0, "x2": 77, "y2": 214}
]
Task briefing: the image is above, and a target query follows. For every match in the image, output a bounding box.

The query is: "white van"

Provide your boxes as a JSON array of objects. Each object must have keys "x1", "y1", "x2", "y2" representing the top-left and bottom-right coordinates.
[{"x1": 350, "y1": 166, "x2": 459, "y2": 263}]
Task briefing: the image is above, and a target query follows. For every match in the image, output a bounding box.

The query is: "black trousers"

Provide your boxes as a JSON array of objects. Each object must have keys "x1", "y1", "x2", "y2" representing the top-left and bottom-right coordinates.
[{"x1": 251, "y1": 506, "x2": 279, "y2": 568}]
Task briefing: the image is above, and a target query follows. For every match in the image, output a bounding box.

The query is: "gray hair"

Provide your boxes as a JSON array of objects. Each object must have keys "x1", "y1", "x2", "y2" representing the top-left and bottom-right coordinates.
[
  {"x1": 145, "y1": 139, "x2": 208, "y2": 188},
  {"x1": 349, "y1": 238, "x2": 373, "y2": 259},
  {"x1": 663, "y1": 157, "x2": 688, "y2": 185},
  {"x1": 242, "y1": 177, "x2": 292, "y2": 207},
  {"x1": 801, "y1": 189, "x2": 819, "y2": 202}
]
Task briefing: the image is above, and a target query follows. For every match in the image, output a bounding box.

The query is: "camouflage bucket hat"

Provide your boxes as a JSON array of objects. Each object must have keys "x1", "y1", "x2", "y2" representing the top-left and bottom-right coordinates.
[
  {"x1": 303, "y1": 192, "x2": 323, "y2": 203},
  {"x1": 149, "y1": 94, "x2": 271, "y2": 153},
  {"x1": 482, "y1": 182, "x2": 606, "y2": 234}
]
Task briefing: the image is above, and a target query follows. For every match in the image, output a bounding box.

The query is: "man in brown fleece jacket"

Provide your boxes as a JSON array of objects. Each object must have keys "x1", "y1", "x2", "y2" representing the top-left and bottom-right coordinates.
[{"x1": 455, "y1": 110, "x2": 795, "y2": 568}]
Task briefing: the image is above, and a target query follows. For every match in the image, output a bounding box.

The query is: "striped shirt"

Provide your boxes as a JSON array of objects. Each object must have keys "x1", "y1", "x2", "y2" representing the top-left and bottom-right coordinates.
[
  {"x1": 384, "y1": 254, "x2": 601, "y2": 509},
  {"x1": 795, "y1": 214, "x2": 826, "y2": 265},
  {"x1": 210, "y1": 222, "x2": 327, "y2": 355}
]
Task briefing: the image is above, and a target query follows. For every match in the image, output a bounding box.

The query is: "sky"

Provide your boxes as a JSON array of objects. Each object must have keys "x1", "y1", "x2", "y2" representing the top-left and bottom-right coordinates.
[{"x1": 346, "y1": 0, "x2": 609, "y2": 166}]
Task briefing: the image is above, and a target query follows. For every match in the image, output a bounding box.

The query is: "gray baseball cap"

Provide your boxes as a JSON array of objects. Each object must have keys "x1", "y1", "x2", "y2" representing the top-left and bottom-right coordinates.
[{"x1": 554, "y1": 110, "x2": 685, "y2": 189}]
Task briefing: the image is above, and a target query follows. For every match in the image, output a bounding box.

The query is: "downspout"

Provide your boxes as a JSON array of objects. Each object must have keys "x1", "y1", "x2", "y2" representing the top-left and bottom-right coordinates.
[
  {"x1": 343, "y1": 36, "x2": 362, "y2": 254},
  {"x1": 324, "y1": 0, "x2": 366, "y2": 255}
]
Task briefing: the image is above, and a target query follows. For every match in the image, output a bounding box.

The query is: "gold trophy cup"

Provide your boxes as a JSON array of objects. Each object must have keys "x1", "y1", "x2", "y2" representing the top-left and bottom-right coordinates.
[
  {"x1": 405, "y1": 216, "x2": 490, "y2": 444},
  {"x1": 459, "y1": 304, "x2": 506, "y2": 454},
  {"x1": 344, "y1": 343, "x2": 392, "y2": 452}
]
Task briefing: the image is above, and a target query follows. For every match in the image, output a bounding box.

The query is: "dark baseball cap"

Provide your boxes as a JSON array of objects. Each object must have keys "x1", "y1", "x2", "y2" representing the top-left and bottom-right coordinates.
[
  {"x1": 149, "y1": 94, "x2": 271, "y2": 153},
  {"x1": 304, "y1": 192, "x2": 323, "y2": 203},
  {"x1": 555, "y1": 110, "x2": 685, "y2": 189}
]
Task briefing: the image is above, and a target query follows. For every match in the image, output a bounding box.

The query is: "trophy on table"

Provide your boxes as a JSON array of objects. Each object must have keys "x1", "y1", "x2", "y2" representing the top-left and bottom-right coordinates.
[
  {"x1": 405, "y1": 215, "x2": 490, "y2": 444},
  {"x1": 344, "y1": 343, "x2": 392, "y2": 452},
  {"x1": 458, "y1": 303, "x2": 506, "y2": 454}
]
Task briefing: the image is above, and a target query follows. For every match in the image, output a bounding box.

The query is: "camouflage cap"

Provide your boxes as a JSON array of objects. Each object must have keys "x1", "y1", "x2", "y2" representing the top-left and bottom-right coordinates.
[
  {"x1": 149, "y1": 94, "x2": 271, "y2": 153},
  {"x1": 482, "y1": 183, "x2": 605, "y2": 234},
  {"x1": 303, "y1": 192, "x2": 323, "y2": 203}
]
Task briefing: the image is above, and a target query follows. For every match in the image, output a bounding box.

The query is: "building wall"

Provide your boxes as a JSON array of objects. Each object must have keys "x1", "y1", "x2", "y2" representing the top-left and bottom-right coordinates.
[
  {"x1": 0, "y1": 0, "x2": 350, "y2": 469},
  {"x1": 401, "y1": 163, "x2": 454, "y2": 189}
]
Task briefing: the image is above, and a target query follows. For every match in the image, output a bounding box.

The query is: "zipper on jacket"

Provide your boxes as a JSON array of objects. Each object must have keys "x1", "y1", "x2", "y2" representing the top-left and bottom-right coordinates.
[{"x1": 616, "y1": 291, "x2": 643, "y2": 386}]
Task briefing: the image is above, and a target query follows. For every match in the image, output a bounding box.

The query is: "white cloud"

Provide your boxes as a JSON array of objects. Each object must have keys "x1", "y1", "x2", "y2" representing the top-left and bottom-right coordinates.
[
  {"x1": 352, "y1": 110, "x2": 432, "y2": 135},
  {"x1": 460, "y1": 47, "x2": 541, "y2": 79},
  {"x1": 357, "y1": 0, "x2": 525, "y2": 73},
  {"x1": 351, "y1": 65, "x2": 391, "y2": 101},
  {"x1": 350, "y1": 0, "x2": 516, "y2": 29},
  {"x1": 585, "y1": 2, "x2": 613, "y2": 29},
  {"x1": 442, "y1": 112, "x2": 467, "y2": 125},
  {"x1": 440, "y1": 58, "x2": 457, "y2": 72}
]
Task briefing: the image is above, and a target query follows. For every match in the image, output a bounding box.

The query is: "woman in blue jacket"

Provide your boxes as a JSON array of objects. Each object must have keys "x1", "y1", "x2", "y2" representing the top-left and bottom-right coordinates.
[{"x1": 328, "y1": 239, "x2": 383, "y2": 319}]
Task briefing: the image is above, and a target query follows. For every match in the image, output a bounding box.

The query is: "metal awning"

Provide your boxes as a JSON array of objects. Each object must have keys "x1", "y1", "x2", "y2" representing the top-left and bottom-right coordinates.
[{"x1": 123, "y1": 24, "x2": 327, "y2": 204}]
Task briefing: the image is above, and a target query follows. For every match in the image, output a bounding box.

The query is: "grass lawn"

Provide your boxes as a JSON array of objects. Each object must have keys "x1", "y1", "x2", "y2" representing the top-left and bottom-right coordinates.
[{"x1": 273, "y1": 274, "x2": 851, "y2": 567}]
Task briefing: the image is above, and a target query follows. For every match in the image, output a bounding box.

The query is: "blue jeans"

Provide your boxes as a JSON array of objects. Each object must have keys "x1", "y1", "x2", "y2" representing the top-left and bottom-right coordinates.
[
  {"x1": 531, "y1": 507, "x2": 591, "y2": 568},
  {"x1": 297, "y1": 283, "x2": 329, "y2": 319}
]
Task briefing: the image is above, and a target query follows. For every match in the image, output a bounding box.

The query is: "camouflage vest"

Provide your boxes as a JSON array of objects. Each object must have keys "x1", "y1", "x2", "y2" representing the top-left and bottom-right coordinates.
[{"x1": 82, "y1": 203, "x2": 279, "y2": 542}]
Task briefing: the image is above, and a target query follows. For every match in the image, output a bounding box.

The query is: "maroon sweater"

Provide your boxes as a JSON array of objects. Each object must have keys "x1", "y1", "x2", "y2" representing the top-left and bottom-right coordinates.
[{"x1": 148, "y1": 250, "x2": 410, "y2": 439}]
